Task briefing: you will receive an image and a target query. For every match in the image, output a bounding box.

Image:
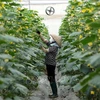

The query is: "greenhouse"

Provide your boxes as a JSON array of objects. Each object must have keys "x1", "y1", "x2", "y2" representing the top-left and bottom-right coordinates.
[{"x1": 0, "y1": 0, "x2": 100, "y2": 100}]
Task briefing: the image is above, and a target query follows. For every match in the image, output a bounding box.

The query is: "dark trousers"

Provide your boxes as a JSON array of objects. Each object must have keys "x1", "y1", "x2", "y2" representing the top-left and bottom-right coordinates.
[
  {"x1": 46, "y1": 64, "x2": 56, "y2": 82},
  {"x1": 46, "y1": 64, "x2": 58, "y2": 95}
]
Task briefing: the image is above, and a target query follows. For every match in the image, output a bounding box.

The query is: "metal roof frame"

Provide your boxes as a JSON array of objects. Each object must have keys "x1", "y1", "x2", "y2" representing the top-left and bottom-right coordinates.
[{"x1": 18, "y1": 0, "x2": 68, "y2": 5}]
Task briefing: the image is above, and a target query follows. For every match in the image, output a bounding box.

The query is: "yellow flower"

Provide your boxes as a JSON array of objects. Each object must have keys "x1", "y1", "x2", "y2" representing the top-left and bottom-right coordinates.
[
  {"x1": 17, "y1": 7, "x2": 21, "y2": 11},
  {"x1": 1, "y1": 3, "x2": 4, "y2": 8},
  {"x1": 82, "y1": 48, "x2": 85, "y2": 52},
  {"x1": 71, "y1": 6, "x2": 75, "y2": 10},
  {"x1": 91, "y1": 7, "x2": 94, "y2": 11},
  {"x1": 97, "y1": 2, "x2": 100, "y2": 6},
  {"x1": 79, "y1": 35, "x2": 83, "y2": 39},
  {"x1": 73, "y1": 0, "x2": 76, "y2": 2},
  {"x1": 81, "y1": 8, "x2": 93, "y2": 13},
  {"x1": 88, "y1": 9, "x2": 92, "y2": 13},
  {"x1": 0, "y1": 13, "x2": 2, "y2": 17},
  {"x1": 78, "y1": 2, "x2": 83, "y2": 6},
  {"x1": 10, "y1": 42, "x2": 14, "y2": 44},
  {"x1": 87, "y1": 63, "x2": 93, "y2": 68},
  {"x1": 98, "y1": 29, "x2": 100, "y2": 33},
  {"x1": 16, "y1": 30, "x2": 19, "y2": 32},
  {"x1": 88, "y1": 32, "x2": 91, "y2": 34},
  {"x1": 88, "y1": 42, "x2": 93, "y2": 46},
  {"x1": 13, "y1": 49, "x2": 16, "y2": 52},
  {"x1": 32, "y1": 14, "x2": 34, "y2": 17},
  {"x1": 87, "y1": 64, "x2": 91, "y2": 67},
  {"x1": 90, "y1": 91, "x2": 94, "y2": 95},
  {"x1": 25, "y1": 26, "x2": 28, "y2": 29},
  {"x1": 18, "y1": 26, "x2": 22, "y2": 30},
  {"x1": 79, "y1": 45, "x2": 82, "y2": 48},
  {"x1": 85, "y1": 25, "x2": 90, "y2": 31},
  {"x1": 98, "y1": 48, "x2": 100, "y2": 52},
  {"x1": 81, "y1": 9, "x2": 86, "y2": 13},
  {"x1": 0, "y1": 66, "x2": 3, "y2": 70},
  {"x1": 80, "y1": 24, "x2": 83, "y2": 26},
  {"x1": 5, "y1": 50, "x2": 9, "y2": 53},
  {"x1": 4, "y1": 59, "x2": 9, "y2": 62},
  {"x1": 0, "y1": 7, "x2": 2, "y2": 10},
  {"x1": 71, "y1": 14, "x2": 74, "y2": 17}
]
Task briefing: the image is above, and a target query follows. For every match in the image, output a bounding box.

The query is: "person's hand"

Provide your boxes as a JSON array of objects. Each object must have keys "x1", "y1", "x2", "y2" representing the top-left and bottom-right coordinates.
[
  {"x1": 41, "y1": 46, "x2": 49, "y2": 53},
  {"x1": 38, "y1": 43, "x2": 42, "y2": 49},
  {"x1": 41, "y1": 46, "x2": 44, "y2": 51},
  {"x1": 36, "y1": 29, "x2": 41, "y2": 35}
]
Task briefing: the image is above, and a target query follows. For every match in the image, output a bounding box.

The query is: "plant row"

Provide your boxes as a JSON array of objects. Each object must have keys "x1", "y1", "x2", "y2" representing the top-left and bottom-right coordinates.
[
  {"x1": 58, "y1": 0, "x2": 100, "y2": 99},
  {"x1": 0, "y1": 0, "x2": 48, "y2": 100}
]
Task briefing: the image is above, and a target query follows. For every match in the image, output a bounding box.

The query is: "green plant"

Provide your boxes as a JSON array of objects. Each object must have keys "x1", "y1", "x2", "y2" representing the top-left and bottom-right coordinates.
[
  {"x1": 0, "y1": 0, "x2": 48, "y2": 99},
  {"x1": 58, "y1": 0, "x2": 100, "y2": 99}
]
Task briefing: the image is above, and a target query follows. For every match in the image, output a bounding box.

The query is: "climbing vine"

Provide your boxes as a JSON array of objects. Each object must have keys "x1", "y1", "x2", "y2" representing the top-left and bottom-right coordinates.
[
  {"x1": 58, "y1": 0, "x2": 100, "y2": 99},
  {"x1": 0, "y1": 0, "x2": 48, "y2": 100}
]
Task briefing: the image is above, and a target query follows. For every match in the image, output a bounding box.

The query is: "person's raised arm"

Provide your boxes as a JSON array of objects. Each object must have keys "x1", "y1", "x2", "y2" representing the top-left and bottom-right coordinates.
[
  {"x1": 36, "y1": 29, "x2": 48, "y2": 43},
  {"x1": 39, "y1": 34, "x2": 48, "y2": 43}
]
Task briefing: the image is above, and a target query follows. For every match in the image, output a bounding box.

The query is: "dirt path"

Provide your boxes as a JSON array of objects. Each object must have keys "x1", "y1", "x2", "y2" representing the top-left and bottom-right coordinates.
[
  {"x1": 29, "y1": 73, "x2": 80, "y2": 100},
  {"x1": 29, "y1": 14, "x2": 80, "y2": 100}
]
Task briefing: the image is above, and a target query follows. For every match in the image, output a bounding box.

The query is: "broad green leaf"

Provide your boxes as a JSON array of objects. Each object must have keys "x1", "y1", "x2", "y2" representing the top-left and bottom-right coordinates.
[
  {"x1": 80, "y1": 34, "x2": 97, "y2": 45},
  {"x1": 73, "y1": 83, "x2": 84, "y2": 92},
  {"x1": 70, "y1": 75, "x2": 80, "y2": 85},
  {"x1": 58, "y1": 75, "x2": 71, "y2": 85},
  {"x1": 89, "y1": 21, "x2": 100, "y2": 28},
  {"x1": 0, "y1": 54, "x2": 12, "y2": 59},
  {"x1": 80, "y1": 64, "x2": 92, "y2": 74},
  {"x1": 15, "y1": 83, "x2": 29, "y2": 95},
  {"x1": 5, "y1": 98, "x2": 12, "y2": 100},
  {"x1": 0, "y1": 35, "x2": 24, "y2": 43},
  {"x1": 72, "y1": 51, "x2": 82, "y2": 59},
  {"x1": 86, "y1": 19, "x2": 93, "y2": 23},
  {"x1": 87, "y1": 53, "x2": 100, "y2": 67},
  {"x1": 0, "y1": 84, "x2": 7, "y2": 89},
  {"x1": 13, "y1": 63, "x2": 25, "y2": 69},
  {"x1": 31, "y1": 81, "x2": 38, "y2": 87},
  {"x1": 1, "y1": 0, "x2": 12, "y2": 2},
  {"x1": 80, "y1": 68, "x2": 100, "y2": 85},
  {"x1": 89, "y1": 75, "x2": 100, "y2": 88},
  {"x1": 14, "y1": 96, "x2": 22, "y2": 100},
  {"x1": 0, "y1": 79, "x2": 3, "y2": 84},
  {"x1": 26, "y1": 48, "x2": 36, "y2": 57},
  {"x1": 83, "y1": 13, "x2": 94, "y2": 17},
  {"x1": 69, "y1": 32, "x2": 83, "y2": 37},
  {"x1": 29, "y1": 70, "x2": 41, "y2": 76},
  {"x1": 25, "y1": 63, "x2": 36, "y2": 68},
  {"x1": 8, "y1": 68, "x2": 30, "y2": 80},
  {"x1": 71, "y1": 40, "x2": 80, "y2": 45},
  {"x1": 0, "y1": 26, "x2": 5, "y2": 32},
  {"x1": 66, "y1": 61, "x2": 76, "y2": 71},
  {"x1": 9, "y1": 2, "x2": 21, "y2": 6},
  {"x1": 0, "y1": 77, "x2": 14, "y2": 85},
  {"x1": 71, "y1": 51, "x2": 93, "y2": 62}
]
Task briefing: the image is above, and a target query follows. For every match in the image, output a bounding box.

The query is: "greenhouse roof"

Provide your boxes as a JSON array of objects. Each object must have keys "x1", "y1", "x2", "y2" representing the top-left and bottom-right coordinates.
[{"x1": 19, "y1": 0, "x2": 68, "y2": 5}]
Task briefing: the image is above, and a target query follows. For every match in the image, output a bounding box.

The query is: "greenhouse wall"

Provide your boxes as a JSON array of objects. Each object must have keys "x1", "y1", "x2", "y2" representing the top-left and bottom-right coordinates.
[{"x1": 19, "y1": 0, "x2": 68, "y2": 16}]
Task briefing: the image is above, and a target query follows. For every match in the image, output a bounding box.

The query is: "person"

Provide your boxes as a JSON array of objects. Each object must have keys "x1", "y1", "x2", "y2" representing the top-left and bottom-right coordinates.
[{"x1": 36, "y1": 29, "x2": 61, "y2": 98}]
